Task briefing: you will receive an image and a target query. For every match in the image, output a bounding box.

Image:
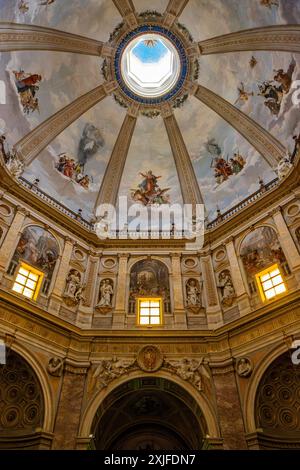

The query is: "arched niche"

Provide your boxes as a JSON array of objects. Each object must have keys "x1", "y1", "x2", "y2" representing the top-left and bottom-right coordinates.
[
  {"x1": 90, "y1": 377, "x2": 209, "y2": 450},
  {"x1": 239, "y1": 226, "x2": 289, "y2": 294},
  {"x1": 0, "y1": 349, "x2": 49, "y2": 449},
  {"x1": 128, "y1": 259, "x2": 171, "y2": 314},
  {"x1": 8, "y1": 225, "x2": 60, "y2": 296},
  {"x1": 253, "y1": 351, "x2": 300, "y2": 449}
]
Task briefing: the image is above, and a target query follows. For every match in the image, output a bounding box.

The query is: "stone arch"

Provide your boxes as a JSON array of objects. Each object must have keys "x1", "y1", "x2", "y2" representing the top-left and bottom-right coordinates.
[
  {"x1": 78, "y1": 369, "x2": 220, "y2": 449},
  {"x1": 244, "y1": 343, "x2": 297, "y2": 434},
  {"x1": 0, "y1": 343, "x2": 54, "y2": 449}
]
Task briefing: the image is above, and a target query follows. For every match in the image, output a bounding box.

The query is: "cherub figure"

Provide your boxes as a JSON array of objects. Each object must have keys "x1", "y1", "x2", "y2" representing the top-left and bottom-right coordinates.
[
  {"x1": 235, "y1": 82, "x2": 254, "y2": 105},
  {"x1": 19, "y1": 1, "x2": 29, "y2": 13}
]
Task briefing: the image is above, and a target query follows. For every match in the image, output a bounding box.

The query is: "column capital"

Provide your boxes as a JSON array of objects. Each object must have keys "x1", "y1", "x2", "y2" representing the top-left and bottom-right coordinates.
[
  {"x1": 224, "y1": 236, "x2": 235, "y2": 245},
  {"x1": 269, "y1": 206, "x2": 283, "y2": 217},
  {"x1": 118, "y1": 253, "x2": 130, "y2": 260},
  {"x1": 64, "y1": 236, "x2": 76, "y2": 245},
  {"x1": 16, "y1": 205, "x2": 30, "y2": 216}
]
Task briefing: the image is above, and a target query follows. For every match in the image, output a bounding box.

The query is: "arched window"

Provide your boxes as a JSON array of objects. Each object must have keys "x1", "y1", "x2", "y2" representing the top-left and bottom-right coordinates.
[
  {"x1": 8, "y1": 225, "x2": 59, "y2": 299},
  {"x1": 129, "y1": 259, "x2": 170, "y2": 325}
]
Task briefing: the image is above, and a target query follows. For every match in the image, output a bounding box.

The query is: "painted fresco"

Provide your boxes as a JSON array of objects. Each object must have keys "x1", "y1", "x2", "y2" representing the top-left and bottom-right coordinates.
[
  {"x1": 0, "y1": 0, "x2": 299, "y2": 221},
  {"x1": 12, "y1": 225, "x2": 59, "y2": 278},
  {"x1": 240, "y1": 226, "x2": 287, "y2": 278},
  {"x1": 129, "y1": 259, "x2": 170, "y2": 299}
]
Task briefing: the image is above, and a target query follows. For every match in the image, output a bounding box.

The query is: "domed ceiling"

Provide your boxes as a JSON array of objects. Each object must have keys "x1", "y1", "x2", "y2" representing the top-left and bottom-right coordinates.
[{"x1": 0, "y1": 0, "x2": 299, "y2": 221}]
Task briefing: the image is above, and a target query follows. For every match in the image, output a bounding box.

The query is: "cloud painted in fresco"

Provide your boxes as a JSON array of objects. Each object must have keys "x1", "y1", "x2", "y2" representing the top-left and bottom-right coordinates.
[{"x1": 0, "y1": 0, "x2": 299, "y2": 222}]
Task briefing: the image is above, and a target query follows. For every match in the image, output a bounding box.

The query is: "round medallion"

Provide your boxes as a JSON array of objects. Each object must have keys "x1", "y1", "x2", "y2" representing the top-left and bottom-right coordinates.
[{"x1": 137, "y1": 345, "x2": 163, "y2": 372}]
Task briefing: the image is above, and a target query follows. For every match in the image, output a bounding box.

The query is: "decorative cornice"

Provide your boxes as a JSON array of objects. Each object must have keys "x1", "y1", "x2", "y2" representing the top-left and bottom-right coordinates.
[
  {"x1": 0, "y1": 22, "x2": 104, "y2": 56},
  {"x1": 198, "y1": 25, "x2": 300, "y2": 55}
]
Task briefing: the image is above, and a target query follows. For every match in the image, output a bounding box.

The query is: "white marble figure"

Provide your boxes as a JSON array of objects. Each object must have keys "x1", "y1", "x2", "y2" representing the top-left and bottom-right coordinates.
[
  {"x1": 97, "y1": 279, "x2": 114, "y2": 308},
  {"x1": 218, "y1": 270, "x2": 236, "y2": 307},
  {"x1": 186, "y1": 279, "x2": 201, "y2": 307},
  {"x1": 63, "y1": 269, "x2": 84, "y2": 306}
]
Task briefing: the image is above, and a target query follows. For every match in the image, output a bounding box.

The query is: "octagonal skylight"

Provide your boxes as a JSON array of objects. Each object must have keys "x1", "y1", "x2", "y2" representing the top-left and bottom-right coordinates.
[{"x1": 120, "y1": 34, "x2": 181, "y2": 98}]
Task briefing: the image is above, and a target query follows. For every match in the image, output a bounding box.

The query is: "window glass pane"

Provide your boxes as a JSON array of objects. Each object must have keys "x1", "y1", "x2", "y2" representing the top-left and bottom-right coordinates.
[
  {"x1": 140, "y1": 317, "x2": 150, "y2": 325},
  {"x1": 28, "y1": 272, "x2": 39, "y2": 281},
  {"x1": 265, "y1": 288, "x2": 276, "y2": 299},
  {"x1": 262, "y1": 280, "x2": 273, "y2": 290},
  {"x1": 261, "y1": 273, "x2": 270, "y2": 282},
  {"x1": 16, "y1": 274, "x2": 27, "y2": 285},
  {"x1": 151, "y1": 317, "x2": 160, "y2": 325},
  {"x1": 272, "y1": 275, "x2": 283, "y2": 286},
  {"x1": 274, "y1": 284, "x2": 286, "y2": 295},
  {"x1": 19, "y1": 267, "x2": 29, "y2": 276},
  {"x1": 150, "y1": 308, "x2": 160, "y2": 316},
  {"x1": 12, "y1": 283, "x2": 24, "y2": 294},
  {"x1": 26, "y1": 279, "x2": 36, "y2": 290},
  {"x1": 150, "y1": 301, "x2": 160, "y2": 307},
  {"x1": 23, "y1": 288, "x2": 34, "y2": 299},
  {"x1": 140, "y1": 301, "x2": 150, "y2": 307},
  {"x1": 270, "y1": 269, "x2": 280, "y2": 277},
  {"x1": 140, "y1": 308, "x2": 149, "y2": 315}
]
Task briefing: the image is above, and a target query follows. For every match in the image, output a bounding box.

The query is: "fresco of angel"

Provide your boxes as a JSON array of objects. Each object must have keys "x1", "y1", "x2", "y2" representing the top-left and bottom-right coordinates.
[
  {"x1": 249, "y1": 56, "x2": 258, "y2": 69},
  {"x1": 19, "y1": 1, "x2": 29, "y2": 13},
  {"x1": 12, "y1": 70, "x2": 42, "y2": 114},
  {"x1": 131, "y1": 170, "x2": 170, "y2": 206},
  {"x1": 234, "y1": 82, "x2": 254, "y2": 105},
  {"x1": 257, "y1": 59, "x2": 295, "y2": 116}
]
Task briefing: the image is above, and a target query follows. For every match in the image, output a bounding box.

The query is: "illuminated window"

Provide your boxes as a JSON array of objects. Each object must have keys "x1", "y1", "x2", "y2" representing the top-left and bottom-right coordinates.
[
  {"x1": 137, "y1": 298, "x2": 162, "y2": 326},
  {"x1": 12, "y1": 263, "x2": 43, "y2": 300},
  {"x1": 256, "y1": 264, "x2": 286, "y2": 301}
]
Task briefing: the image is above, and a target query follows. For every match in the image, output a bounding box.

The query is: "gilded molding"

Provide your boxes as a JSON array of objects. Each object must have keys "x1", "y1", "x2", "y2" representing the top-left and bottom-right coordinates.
[
  {"x1": 199, "y1": 25, "x2": 300, "y2": 55},
  {"x1": 163, "y1": 113, "x2": 204, "y2": 205},
  {"x1": 0, "y1": 22, "x2": 104, "y2": 56},
  {"x1": 94, "y1": 113, "x2": 137, "y2": 208}
]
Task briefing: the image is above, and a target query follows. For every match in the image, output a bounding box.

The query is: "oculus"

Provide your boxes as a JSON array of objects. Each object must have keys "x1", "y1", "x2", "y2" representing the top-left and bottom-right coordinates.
[
  {"x1": 121, "y1": 33, "x2": 181, "y2": 99},
  {"x1": 114, "y1": 25, "x2": 188, "y2": 105}
]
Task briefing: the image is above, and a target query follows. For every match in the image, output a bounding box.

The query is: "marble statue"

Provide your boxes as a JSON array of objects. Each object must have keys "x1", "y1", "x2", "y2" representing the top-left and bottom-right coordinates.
[
  {"x1": 63, "y1": 269, "x2": 85, "y2": 306},
  {"x1": 218, "y1": 270, "x2": 236, "y2": 307},
  {"x1": 97, "y1": 279, "x2": 114, "y2": 307}
]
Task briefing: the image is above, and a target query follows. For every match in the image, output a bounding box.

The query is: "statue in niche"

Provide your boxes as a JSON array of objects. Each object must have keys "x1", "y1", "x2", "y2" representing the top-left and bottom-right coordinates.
[
  {"x1": 185, "y1": 279, "x2": 203, "y2": 314},
  {"x1": 217, "y1": 270, "x2": 236, "y2": 307},
  {"x1": 236, "y1": 358, "x2": 253, "y2": 378},
  {"x1": 96, "y1": 279, "x2": 114, "y2": 314},
  {"x1": 47, "y1": 357, "x2": 64, "y2": 377},
  {"x1": 63, "y1": 269, "x2": 85, "y2": 306}
]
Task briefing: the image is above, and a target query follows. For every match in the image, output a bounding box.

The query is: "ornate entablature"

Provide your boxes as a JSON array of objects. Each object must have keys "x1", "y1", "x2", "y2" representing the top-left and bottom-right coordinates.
[{"x1": 102, "y1": 11, "x2": 198, "y2": 118}]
